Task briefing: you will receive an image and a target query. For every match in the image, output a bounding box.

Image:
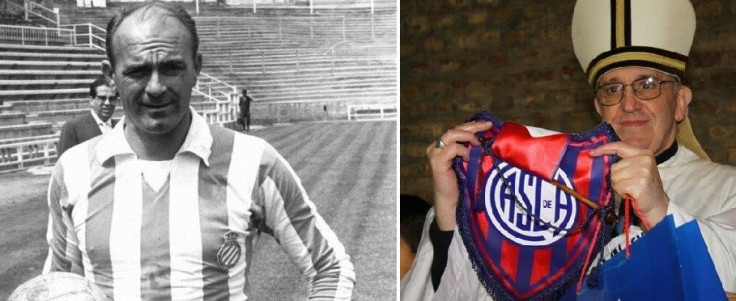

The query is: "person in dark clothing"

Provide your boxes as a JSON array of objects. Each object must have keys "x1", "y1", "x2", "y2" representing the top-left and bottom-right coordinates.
[
  {"x1": 57, "y1": 76, "x2": 118, "y2": 156},
  {"x1": 400, "y1": 194, "x2": 431, "y2": 280},
  {"x1": 238, "y1": 89, "x2": 253, "y2": 131}
]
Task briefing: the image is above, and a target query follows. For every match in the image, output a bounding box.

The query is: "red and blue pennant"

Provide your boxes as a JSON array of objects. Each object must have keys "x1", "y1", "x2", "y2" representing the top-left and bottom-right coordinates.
[{"x1": 455, "y1": 112, "x2": 620, "y2": 300}]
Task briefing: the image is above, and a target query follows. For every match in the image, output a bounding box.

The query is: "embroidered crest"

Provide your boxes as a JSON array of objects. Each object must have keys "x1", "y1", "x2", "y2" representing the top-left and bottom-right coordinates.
[
  {"x1": 455, "y1": 112, "x2": 619, "y2": 301},
  {"x1": 217, "y1": 231, "x2": 242, "y2": 269}
]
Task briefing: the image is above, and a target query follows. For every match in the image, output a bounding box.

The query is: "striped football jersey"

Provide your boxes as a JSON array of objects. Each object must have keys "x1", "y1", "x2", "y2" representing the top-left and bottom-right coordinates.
[{"x1": 44, "y1": 112, "x2": 355, "y2": 300}]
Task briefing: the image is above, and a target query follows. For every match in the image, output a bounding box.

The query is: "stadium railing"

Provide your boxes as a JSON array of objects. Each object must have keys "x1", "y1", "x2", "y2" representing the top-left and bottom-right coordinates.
[
  {"x1": 23, "y1": 0, "x2": 61, "y2": 28},
  {"x1": 59, "y1": 23, "x2": 106, "y2": 50},
  {"x1": 0, "y1": 24, "x2": 73, "y2": 46},
  {"x1": 0, "y1": 136, "x2": 57, "y2": 173},
  {"x1": 347, "y1": 103, "x2": 396, "y2": 121}
]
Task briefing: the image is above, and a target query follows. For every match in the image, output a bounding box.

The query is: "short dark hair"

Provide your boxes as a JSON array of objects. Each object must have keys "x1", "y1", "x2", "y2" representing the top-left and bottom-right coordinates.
[
  {"x1": 105, "y1": 1, "x2": 199, "y2": 69},
  {"x1": 89, "y1": 76, "x2": 110, "y2": 98}
]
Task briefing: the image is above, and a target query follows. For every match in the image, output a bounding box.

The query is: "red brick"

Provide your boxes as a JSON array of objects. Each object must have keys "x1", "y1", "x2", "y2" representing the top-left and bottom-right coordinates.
[
  {"x1": 424, "y1": 37, "x2": 445, "y2": 52},
  {"x1": 405, "y1": 16, "x2": 430, "y2": 35},
  {"x1": 695, "y1": 1, "x2": 723, "y2": 18},
  {"x1": 435, "y1": 14, "x2": 456, "y2": 29},
  {"x1": 691, "y1": 50, "x2": 723, "y2": 67},
  {"x1": 438, "y1": 57, "x2": 461, "y2": 72},
  {"x1": 728, "y1": 148, "x2": 736, "y2": 165},
  {"x1": 467, "y1": 11, "x2": 488, "y2": 25},
  {"x1": 480, "y1": 30, "x2": 502, "y2": 45},
  {"x1": 455, "y1": 33, "x2": 479, "y2": 50},
  {"x1": 448, "y1": 0, "x2": 468, "y2": 8},
  {"x1": 400, "y1": 43, "x2": 416, "y2": 56}
]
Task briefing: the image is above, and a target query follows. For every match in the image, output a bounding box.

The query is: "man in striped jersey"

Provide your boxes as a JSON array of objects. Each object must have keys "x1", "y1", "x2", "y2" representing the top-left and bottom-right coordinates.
[{"x1": 43, "y1": 2, "x2": 355, "y2": 299}]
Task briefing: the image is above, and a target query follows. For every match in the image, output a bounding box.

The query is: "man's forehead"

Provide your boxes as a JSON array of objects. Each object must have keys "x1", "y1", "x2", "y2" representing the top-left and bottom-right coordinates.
[
  {"x1": 96, "y1": 85, "x2": 113, "y2": 94},
  {"x1": 113, "y1": 9, "x2": 193, "y2": 58}
]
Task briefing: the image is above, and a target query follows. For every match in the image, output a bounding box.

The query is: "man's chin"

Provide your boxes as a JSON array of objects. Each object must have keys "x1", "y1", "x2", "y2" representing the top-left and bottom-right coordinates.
[{"x1": 620, "y1": 137, "x2": 653, "y2": 151}]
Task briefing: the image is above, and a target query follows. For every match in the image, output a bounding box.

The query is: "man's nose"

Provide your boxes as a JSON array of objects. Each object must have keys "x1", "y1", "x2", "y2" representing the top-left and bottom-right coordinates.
[
  {"x1": 619, "y1": 86, "x2": 642, "y2": 112},
  {"x1": 145, "y1": 71, "x2": 166, "y2": 98}
]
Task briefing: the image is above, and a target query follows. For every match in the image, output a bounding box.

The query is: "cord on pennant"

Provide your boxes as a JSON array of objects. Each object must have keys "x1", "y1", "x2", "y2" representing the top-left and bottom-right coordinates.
[{"x1": 622, "y1": 193, "x2": 650, "y2": 258}]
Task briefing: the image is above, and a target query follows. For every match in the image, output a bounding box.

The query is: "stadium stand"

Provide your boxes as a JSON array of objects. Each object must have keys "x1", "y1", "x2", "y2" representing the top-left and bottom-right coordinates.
[{"x1": 0, "y1": 0, "x2": 396, "y2": 172}]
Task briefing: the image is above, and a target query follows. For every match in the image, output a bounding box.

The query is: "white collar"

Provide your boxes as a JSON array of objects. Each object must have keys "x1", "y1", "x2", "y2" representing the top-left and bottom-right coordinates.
[
  {"x1": 90, "y1": 109, "x2": 111, "y2": 126},
  {"x1": 96, "y1": 107, "x2": 212, "y2": 166}
]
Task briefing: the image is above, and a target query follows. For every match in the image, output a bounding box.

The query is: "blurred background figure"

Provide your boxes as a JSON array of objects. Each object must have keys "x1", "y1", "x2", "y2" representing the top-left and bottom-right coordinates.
[
  {"x1": 57, "y1": 76, "x2": 118, "y2": 156},
  {"x1": 400, "y1": 194, "x2": 431, "y2": 280}
]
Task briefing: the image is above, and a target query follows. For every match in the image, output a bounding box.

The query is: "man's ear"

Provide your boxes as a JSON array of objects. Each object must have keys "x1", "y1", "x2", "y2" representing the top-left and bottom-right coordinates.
[
  {"x1": 594, "y1": 98, "x2": 603, "y2": 117},
  {"x1": 101, "y1": 60, "x2": 115, "y2": 89},
  {"x1": 675, "y1": 85, "x2": 692, "y2": 123},
  {"x1": 194, "y1": 53, "x2": 203, "y2": 75}
]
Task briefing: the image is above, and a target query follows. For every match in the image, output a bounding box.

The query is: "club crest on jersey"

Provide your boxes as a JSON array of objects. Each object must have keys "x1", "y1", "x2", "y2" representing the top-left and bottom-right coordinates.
[
  {"x1": 485, "y1": 162, "x2": 578, "y2": 246},
  {"x1": 217, "y1": 231, "x2": 242, "y2": 269}
]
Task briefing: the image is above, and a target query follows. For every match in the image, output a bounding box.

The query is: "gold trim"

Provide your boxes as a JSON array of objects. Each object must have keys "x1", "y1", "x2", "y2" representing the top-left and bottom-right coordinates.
[
  {"x1": 615, "y1": 0, "x2": 625, "y2": 48},
  {"x1": 588, "y1": 52, "x2": 686, "y2": 84}
]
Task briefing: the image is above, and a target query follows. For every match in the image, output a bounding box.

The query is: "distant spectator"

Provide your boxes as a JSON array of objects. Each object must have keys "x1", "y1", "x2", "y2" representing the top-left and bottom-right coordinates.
[
  {"x1": 57, "y1": 76, "x2": 118, "y2": 156},
  {"x1": 238, "y1": 88, "x2": 253, "y2": 131},
  {"x1": 400, "y1": 194, "x2": 431, "y2": 280}
]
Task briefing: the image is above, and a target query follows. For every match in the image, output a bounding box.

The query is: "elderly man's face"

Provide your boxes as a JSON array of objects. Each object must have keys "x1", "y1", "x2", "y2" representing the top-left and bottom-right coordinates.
[
  {"x1": 594, "y1": 66, "x2": 691, "y2": 155},
  {"x1": 108, "y1": 10, "x2": 201, "y2": 136},
  {"x1": 90, "y1": 85, "x2": 116, "y2": 122}
]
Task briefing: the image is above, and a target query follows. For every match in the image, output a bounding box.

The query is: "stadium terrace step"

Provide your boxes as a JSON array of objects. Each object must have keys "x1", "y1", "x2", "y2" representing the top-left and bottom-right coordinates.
[
  {"x1": 27, "y1": 108, "x2": 123, "y2": 125},
  {"x1": 252, "y1": 89, "x2": 396, "y2": 104},
  {"x1": 0, "y1": 69, "x2": 101, "y2": 81},
  {"x1": 0, "y1": 112, "x2": 26, "y2": 126},
  {"x1": 0, "y1": 133, "x2": 58, "y2": 146},
  {"x1": 0, "y1": 79, "x2": 98, "y2": 91},
  {"x1": 0, "y1": 88, "x2": 88, "y2": 96},
  {"x1": 191, "y1": 101, "x2": 218, "y2": 112},
  {"x1": 0, "y1": 43, "x2": 104, "y2": 55},
  {"x1": 0, "y1": 122, "x2": 54, "y2": 140},
  {"x1": 0, "y1": 88, "x2": 88, "y2": 102},
  {"x1": 6, "y1": 98, "x2": 89, "y2": 112},
  {"x1": 0, "y1": 60, "x2": 100, "y2": 69},
  {"x1": 0, "y1": 51, "x2": 106, "y2": 62}
]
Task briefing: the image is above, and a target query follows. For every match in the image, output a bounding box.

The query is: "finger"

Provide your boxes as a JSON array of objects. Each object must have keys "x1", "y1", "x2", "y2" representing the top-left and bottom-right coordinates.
[
  {"x1": 441, "y1": 123, "x2": 492, "y2": 147},
  {"x1": 428, "y1": 142, "x2": 471, "y2": 167},
  {"x1": 589, "y1": 141, "x2": 652, "y2": 158},
  {"x1": 454, "y1": 120, "x2": 493, "y2": 132}
]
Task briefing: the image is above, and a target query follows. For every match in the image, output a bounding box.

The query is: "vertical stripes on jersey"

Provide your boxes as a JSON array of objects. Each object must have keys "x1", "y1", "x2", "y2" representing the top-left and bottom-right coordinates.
[
  {"x1": 45, "y1": 122, "x2": 353, "y2": 300},
  {"x1": 259, "y1": 146, "x2": 355, "y2": 299},
  {"x1": 110, "y1": 155, "x2": 143, "y2": 300},
  {"x1": 224, "y1": 129, "x2": 264, "y2": 300}
]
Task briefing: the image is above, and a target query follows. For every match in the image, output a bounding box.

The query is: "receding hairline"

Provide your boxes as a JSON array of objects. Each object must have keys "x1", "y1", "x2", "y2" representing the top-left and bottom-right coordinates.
[
  {"x1": 106, "y1": 2, "x2": 199, "y2": 67},
  {"x1": 112, "y1": 8, "x2": 191, "y2": 48}
]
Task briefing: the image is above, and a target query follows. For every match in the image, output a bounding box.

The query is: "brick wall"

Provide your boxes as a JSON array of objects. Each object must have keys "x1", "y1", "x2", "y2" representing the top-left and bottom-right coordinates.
[{"x1": 400, "y1": 0, "x2": 736, "y2": 202}]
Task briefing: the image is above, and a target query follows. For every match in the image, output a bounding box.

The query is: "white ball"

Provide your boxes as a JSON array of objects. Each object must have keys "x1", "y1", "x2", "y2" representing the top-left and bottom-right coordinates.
[{"x1": 7, "y1": 272, "x2": 108, "y2": 301}]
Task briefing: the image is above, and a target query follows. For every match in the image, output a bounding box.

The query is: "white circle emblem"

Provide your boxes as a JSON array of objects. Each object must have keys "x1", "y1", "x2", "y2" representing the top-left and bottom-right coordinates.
[{"x1": 485, "y1": 162, "x2": 578, "y2": 246}]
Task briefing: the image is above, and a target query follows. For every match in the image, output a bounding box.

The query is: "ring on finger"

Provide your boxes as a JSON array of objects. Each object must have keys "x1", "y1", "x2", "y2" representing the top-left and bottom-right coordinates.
[{"x1": 435, "y1": 138, "x2": 447, "y2": 149}]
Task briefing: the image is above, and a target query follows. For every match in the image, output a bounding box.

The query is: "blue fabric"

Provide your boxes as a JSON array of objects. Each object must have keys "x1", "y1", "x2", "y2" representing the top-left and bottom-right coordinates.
[{"x1": 566, "y1": 215, "x2": 726, "y2": 301}]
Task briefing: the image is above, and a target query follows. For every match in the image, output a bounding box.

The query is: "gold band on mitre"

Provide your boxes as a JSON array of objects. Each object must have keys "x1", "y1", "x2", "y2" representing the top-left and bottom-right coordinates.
[{"x1": 586, "y1": 48, "x2": 688, "y2": 86}]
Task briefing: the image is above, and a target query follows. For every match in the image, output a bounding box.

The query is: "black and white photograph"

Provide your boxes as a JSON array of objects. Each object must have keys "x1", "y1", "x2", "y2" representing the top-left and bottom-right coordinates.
[{"x1": 0, "y1": 0, "x2": 396, "y2": 299}]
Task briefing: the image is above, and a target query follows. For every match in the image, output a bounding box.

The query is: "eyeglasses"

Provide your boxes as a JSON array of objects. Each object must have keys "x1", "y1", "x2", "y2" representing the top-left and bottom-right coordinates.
[
  {"x1": 595, "y1": 77, "x2": 679, "y2": 106},
  {"x1": 95, "y1": 95, "x2": 119, "y2": 103}
]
